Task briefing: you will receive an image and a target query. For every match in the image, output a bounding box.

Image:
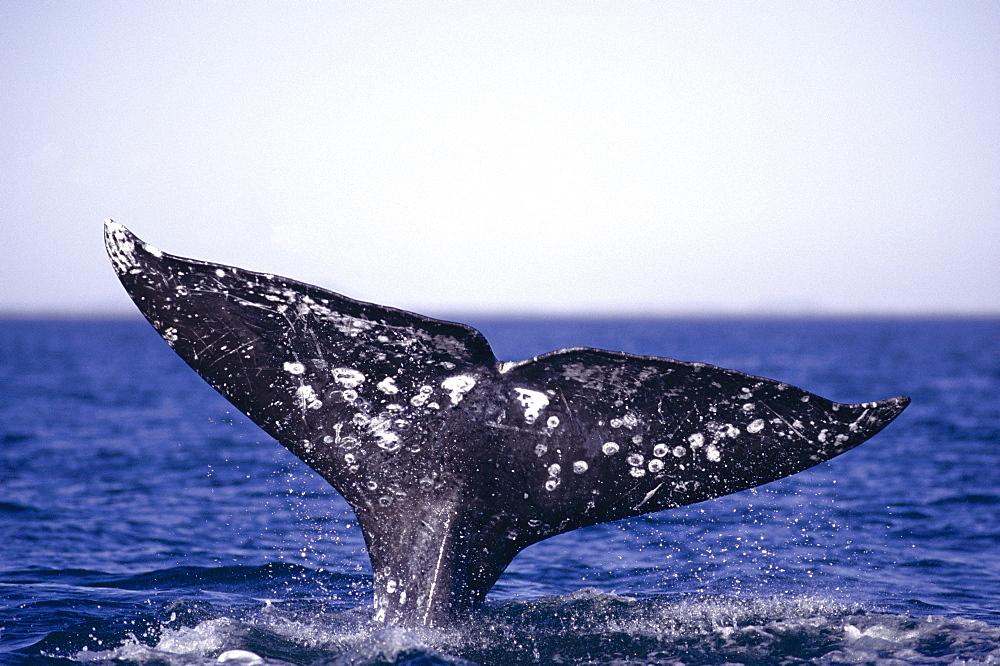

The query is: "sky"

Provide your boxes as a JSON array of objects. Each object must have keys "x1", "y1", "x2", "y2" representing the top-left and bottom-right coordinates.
[{"x1": 1, "y1": 2, "x2": 997, "y2": 317}]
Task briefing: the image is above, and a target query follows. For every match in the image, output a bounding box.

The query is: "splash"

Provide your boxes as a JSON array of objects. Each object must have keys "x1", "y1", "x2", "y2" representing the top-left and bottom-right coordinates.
[{"x1": 70, "y1": 592, "x2": 1000, "y2": 665}]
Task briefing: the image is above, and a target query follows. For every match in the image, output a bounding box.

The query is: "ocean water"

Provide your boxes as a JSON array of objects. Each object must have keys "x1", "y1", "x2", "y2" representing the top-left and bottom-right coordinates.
[{"x1": 1, "y1": 317, "x2": 997, "y2": 665}]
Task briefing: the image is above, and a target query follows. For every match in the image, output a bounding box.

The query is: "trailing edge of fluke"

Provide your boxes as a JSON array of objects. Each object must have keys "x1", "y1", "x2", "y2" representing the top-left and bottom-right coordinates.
[{"x1": 104, "y1": 219, "x2": 909, "y2": 627}]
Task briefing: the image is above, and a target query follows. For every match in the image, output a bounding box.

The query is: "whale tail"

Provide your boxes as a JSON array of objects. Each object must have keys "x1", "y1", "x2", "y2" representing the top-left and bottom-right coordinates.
[{"x1": 104, "y1": 220, "x2": 909, "y2": 627}]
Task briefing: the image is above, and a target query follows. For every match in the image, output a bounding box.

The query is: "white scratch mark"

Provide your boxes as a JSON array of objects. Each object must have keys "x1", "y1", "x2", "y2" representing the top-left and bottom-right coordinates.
[
  {"x1": 423, "y1": 513, "x2": 453, "y2": 626},
  {"x1": 636, "y1": 482, "x2": 665, "y2": 509}
]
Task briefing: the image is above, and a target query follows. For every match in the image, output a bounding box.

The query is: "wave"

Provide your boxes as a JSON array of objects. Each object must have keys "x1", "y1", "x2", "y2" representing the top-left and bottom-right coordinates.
[
  {"x1": 3, "y1": 563, "x2": 365, "y2": 590},
  {"x1": 0, "y1": 501, "x2": 38, "y2": 514}
]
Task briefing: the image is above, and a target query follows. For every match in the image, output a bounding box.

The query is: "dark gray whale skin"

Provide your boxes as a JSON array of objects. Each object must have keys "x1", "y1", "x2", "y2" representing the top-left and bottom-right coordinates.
[{"x1": 104, "y1": 220, "x2": 909, "y2": 628}]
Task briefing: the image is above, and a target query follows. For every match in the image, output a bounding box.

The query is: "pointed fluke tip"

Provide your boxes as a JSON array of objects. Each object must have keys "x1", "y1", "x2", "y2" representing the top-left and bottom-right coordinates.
[
  {"x1": 878, "y1": 394, "x2": 911, "y2": 425},
  {"x1": 104, "y1": 218, "x2": 136, "y2": 275},
  {"x1": 103, "y1": 218, "x2": 135, "y2": 246},
  {"x1": 853, "y1": 394, "x2": 910, "y2": 443},
  {"x1": 104, "y1": 220, "x2": 169, "y2": 276}
]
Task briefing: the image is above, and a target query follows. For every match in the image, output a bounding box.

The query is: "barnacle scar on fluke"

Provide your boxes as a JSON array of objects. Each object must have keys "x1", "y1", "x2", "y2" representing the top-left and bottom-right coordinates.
[{"x1": 103, "y1": 219, "x2": 909, "y2": 628}]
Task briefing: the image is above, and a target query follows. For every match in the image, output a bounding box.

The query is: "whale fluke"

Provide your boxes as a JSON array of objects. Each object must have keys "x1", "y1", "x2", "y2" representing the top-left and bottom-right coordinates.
[{"x1": 104, "y1": 220, "x2": 909, "y2": 627}]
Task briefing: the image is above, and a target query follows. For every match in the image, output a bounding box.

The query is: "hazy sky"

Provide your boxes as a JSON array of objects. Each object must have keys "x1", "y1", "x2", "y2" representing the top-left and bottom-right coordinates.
[{"x1": 2, "y1": 2, "x2": 997, "y2": 316}]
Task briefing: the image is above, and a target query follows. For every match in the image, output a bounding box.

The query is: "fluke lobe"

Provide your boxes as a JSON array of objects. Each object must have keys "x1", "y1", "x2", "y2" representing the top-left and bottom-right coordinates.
[{"x1": 104, "y1": 220, "x2": 909, "y2": 628}]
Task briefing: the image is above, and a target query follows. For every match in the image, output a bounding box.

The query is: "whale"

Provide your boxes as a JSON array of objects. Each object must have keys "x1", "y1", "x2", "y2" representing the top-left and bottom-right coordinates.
[{"x1": 103, "y1": 220, "x2": 909, "y2": 627}]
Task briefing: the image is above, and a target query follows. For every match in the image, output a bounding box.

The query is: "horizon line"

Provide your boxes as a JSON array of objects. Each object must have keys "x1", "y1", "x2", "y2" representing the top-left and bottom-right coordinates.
[{"x1": 2, "y1": 307, "x2": 998, "y2": 322}]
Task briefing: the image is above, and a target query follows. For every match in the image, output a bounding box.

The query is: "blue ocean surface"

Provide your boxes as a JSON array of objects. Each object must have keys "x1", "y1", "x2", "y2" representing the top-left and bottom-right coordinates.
[{"x1": 1, "y1": 317, "x2": 997, "y2": 665}]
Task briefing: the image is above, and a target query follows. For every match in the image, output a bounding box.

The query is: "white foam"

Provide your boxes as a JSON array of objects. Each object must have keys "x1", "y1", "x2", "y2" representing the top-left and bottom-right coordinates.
[
  {"x1": 217, "y1": 649, "x2": 264, "y2": 664},
  {"x1": 72, "y1": 596, "x2": 1000, "y2": 665}
]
